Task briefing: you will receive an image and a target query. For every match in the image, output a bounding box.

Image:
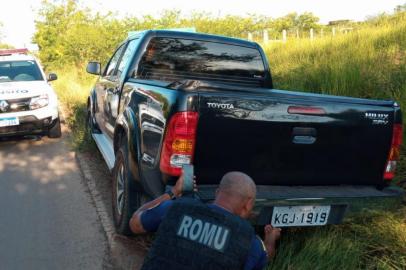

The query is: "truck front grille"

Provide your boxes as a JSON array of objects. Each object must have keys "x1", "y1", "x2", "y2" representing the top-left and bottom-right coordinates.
[{"x1": 0, "y1": 97, "x2": 31, "y2": 113}]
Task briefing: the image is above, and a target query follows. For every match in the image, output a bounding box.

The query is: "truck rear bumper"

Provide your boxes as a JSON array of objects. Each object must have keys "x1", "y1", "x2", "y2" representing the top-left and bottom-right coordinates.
[{"x1": 197, "y1": 185, "x2": 404, "y2": 225}]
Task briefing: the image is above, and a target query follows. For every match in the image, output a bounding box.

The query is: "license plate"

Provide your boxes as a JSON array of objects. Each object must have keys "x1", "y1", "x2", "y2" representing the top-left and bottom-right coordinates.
[
  {"x1": 271, "y1": 205, "x2": 330, "y2": 227},
  {"x1": 0, "y1": 117, "x2": 19, "y2": 127}
]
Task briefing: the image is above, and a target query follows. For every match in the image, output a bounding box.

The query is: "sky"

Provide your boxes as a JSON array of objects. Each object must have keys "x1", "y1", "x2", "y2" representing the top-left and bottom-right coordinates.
[{"x1": 0, "y1": 0, "x2": 404, "y2": 47}]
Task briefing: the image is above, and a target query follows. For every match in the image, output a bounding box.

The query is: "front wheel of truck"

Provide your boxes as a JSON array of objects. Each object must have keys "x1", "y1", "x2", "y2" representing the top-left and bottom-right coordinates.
[
  {"x1": 86, "y1": 106, "x2": 101, "y2": 134},
  {"x1": 112, "y1": 140, "x2": 141, "y2": 236}
]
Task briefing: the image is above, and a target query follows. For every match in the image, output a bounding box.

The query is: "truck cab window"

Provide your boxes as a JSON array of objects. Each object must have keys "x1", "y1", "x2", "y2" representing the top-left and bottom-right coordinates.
[
  {"x1": 136, "y1": 37, "x2": 266, "y2": 86},
  {"x1": 104, "y1": 44, "x2": 126, "y2": 78},
  {"x1": 116, "y1": 39, "x2": 139, "y2": 78}
]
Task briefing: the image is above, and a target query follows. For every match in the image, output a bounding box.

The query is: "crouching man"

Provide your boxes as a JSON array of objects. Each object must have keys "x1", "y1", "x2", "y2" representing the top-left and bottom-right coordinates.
[{"x1": 129, "y1": 171, "x2": 281, "y2": 270}]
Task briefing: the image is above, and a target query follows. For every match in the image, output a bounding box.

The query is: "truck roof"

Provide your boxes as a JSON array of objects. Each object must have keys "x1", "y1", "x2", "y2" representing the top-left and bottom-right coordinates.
[{"x1": 129, "y1": 30, "x2": 259, "y2": 49}]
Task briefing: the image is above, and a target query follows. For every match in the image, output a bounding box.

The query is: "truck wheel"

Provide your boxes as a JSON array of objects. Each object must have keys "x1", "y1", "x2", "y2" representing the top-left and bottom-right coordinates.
[
  {"x1": 112, "y1": 140, "x2": 140, "y2": 235},
  {"x1": 86, "y1": 107, "x2": 100, "y2": 134},
  {"x1": 48, "y1": 117, "x2": 62, "y2": 138}
]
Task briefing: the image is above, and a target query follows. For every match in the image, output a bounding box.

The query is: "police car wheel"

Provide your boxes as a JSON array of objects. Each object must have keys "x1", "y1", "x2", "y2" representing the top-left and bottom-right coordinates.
[
  {"x1": 112, "y1": 142, "x2": 139, "y2": 235},
  {"x1": 48, "y1": 117, "x2": 62, "y2": 138}
]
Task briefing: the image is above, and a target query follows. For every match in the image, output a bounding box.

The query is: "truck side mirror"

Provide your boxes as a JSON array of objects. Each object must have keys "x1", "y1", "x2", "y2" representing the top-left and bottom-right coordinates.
[
  {"x1": 47, "y1": 73, "x2": 58, "y2": 82},
  {"x1": 86, "y1": 62, "x2": 101, "y2": 75}
]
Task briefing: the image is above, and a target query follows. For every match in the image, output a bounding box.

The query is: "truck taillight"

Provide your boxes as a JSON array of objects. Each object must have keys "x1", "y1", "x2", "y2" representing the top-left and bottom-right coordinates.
[
  {"x1": 160, "y1": 112, "x2": 199, "y2": 176},
  {"x1": 384, "y1": 123, "x2": 403, "y2": 180}
]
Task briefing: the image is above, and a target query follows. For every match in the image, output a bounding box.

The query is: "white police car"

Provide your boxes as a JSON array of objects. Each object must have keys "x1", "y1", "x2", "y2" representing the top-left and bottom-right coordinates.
[{"x1": 0, "y1": 49, "x2": 61, "y2": 138}]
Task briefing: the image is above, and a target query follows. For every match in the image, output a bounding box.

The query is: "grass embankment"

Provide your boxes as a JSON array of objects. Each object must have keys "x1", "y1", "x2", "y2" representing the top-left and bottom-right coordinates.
[
  {"x1": 53, "y1": 12, "x2": 406, "y2": 270},
  {"x1": 263, "y1": 13, "x2": 406, "y2": 270}
]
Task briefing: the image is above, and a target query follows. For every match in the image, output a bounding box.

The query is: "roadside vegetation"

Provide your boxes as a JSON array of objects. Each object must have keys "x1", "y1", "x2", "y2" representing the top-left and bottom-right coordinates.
[
  {"x1": 33, "y1": 1, "x2": 406, "y2": 269},
  {"x1": 51, "y1": 68, "x2": 96, "y2": 150}
]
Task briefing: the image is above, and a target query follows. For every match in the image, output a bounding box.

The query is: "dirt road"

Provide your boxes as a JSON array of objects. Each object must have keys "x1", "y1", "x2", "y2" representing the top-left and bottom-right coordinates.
[{"x1": 0, "y1": 130, "x2": 110, "y2": 270}]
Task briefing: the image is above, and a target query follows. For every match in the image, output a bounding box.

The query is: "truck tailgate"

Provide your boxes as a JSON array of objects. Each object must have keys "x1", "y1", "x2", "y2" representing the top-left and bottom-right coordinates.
[{"x1": 194, "y1": 90, "x2": 395, "y2": 186}]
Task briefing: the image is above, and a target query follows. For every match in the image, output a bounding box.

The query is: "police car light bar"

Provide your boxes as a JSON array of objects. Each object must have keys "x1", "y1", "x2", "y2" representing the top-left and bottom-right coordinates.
[{"x1": 0, "y1": 48, "x2": 29, "y2": 56}]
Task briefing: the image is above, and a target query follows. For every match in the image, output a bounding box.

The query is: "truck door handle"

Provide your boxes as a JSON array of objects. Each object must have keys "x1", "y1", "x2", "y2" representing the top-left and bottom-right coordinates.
[
  {"x1": 292, "y1": 127, "x2": 317, "y2": 144},
  {"x1": 293, "y1": 136, "x2": 316, "y2": 144}
]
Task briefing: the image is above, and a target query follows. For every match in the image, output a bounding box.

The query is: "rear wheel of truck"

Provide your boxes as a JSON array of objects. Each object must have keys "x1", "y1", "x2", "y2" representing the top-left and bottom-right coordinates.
[
  {"x1": 48, "y1": 117, "x2": 62, "y2": 138},
  {"x1": 112, "y1": 139, "x2": 141, "y2": 235}
]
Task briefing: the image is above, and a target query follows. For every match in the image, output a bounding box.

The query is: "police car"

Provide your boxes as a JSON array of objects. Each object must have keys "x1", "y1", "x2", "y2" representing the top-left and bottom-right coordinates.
[{"x1": 0, "y1": 48, "x2": 61, "y2": 138}]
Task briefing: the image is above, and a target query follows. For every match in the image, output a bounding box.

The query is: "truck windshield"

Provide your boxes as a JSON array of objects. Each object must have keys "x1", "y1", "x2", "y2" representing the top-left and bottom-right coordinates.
[
  {"x1": 137, "y1": 37, "x2": 266, "y2": 85},
  {"x1": 0, "y1": 61, "x2": 44, "y2": 82}
]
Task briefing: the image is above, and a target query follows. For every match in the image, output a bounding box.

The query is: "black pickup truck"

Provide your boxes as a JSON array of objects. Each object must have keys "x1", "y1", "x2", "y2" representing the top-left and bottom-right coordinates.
[{"x1": 86, "y1": 30, "x2": 403, "y2": 235}]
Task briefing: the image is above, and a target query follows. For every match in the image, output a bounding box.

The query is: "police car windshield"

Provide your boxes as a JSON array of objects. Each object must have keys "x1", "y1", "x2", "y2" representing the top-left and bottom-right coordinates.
[{"x1": 0, "y1": 61, "x2": 44, "y2": 82}]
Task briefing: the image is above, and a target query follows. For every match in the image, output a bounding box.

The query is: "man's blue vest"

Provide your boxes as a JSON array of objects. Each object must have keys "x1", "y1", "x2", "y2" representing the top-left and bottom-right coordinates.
[{"x1": 141, "y1": 198, "x2": 254, "y2": 270}]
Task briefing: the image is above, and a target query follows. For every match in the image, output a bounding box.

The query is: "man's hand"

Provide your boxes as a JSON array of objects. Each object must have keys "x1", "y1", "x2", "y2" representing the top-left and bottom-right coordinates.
[
  {"x1": 171, "y1": 174, "x2": 198, "y2": 198},
  {"x1": 265, "y1": 224, "x2": 281, "y2": 242},
  {"x1": 172, "y1": 174, "x2": 184, "y2": 197},
  {"x1": 130, "y1": 173, "x2": 197, "y2": 234},
  {"x1": 263, "y1": 225, "x2": 282, "y2": 258}
]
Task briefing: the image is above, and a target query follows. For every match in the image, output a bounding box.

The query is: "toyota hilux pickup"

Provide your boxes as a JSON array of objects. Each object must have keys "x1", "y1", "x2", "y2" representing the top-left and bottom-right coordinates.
[
  {"x1": 86, "y1": 30, "x2": 404, "y2": 235},
  {"x1": 0, "y1": 49, "x2": 61, "y2": 138}
]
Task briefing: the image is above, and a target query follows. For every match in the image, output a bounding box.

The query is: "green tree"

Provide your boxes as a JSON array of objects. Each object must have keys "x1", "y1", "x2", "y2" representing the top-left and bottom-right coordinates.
[
  {"x1": 395, "y1": 3, "x2": 406, "y2": 12},
  {"x1": 33, "y1": 0, "x2": 325, "y2": 68},
  {"x1": 297, "y1": 12, "x2": 320, "y2": 31},
  {"x1": 33, "y1": 0, "x2": 81, "y2": 67},
  {"x1": 34, "y1": 0, "x2": 128, "y2": 68},
  {"x1": 274, "y1": 12, "x2": 298, "y2": 32}
]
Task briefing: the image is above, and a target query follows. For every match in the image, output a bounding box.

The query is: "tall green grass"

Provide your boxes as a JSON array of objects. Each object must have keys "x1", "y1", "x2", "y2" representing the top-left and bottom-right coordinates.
[
  {"x1": 262, "y1": 12, "x2": 406, "y2": 270},
  {"x1": 268, "y1": 208, "x2": 406, "y2": 270},
  {"x1": 263, "y1": 13, "x2": 405, "y2": 102},
  {"x1": 51, "y1": 67, "x2": 96, "y2": 150},
  {"x1": 52, "y1": 12, "x2": 406, "y2": 270}
]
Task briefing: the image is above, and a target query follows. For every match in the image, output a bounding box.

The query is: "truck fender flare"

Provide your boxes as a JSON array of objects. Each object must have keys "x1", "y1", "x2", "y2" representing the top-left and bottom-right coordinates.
[{"x1": 115, "y1": 108, "x2": 142, "y2": 188}]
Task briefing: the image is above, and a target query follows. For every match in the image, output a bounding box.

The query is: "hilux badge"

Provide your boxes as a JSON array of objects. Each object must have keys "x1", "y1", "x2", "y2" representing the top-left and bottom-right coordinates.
[
  {"x1": 365, "y1": 112, "x2": 389, "y2": 125},
  {"x1": 0, "y1": 100, "x2": 9, "y2": 112}
]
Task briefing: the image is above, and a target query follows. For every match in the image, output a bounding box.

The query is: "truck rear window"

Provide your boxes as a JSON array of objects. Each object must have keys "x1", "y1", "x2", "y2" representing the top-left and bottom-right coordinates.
[
  {"x1": 137, "y1": 37, "x2": 265, "y2": 85},
  {"x1": 0, "y1": 61, "x2": 43, "y2": 82}
]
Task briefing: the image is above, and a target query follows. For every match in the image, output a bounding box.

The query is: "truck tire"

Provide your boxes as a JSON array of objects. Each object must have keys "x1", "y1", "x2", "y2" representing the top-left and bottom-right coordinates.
[
  {"x1": 86, "y1": 107, "x2": 101, "y2": 134},
  {"x1": 48, "y1": 117, "x2": 62, "y2": 138},
  {"x1": 112, "y1": 138, "x2": 140, "y2": 235}
]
